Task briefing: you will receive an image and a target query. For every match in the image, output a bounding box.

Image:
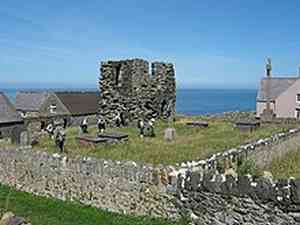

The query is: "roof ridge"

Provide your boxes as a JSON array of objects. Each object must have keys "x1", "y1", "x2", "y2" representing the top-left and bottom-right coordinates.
[
  {"x1": 17, "y1": 91, "x2": 49, "y2": 94},
  {"x1": 55, "y1": 91, "x2": 98, "y2": 94},
  {"x1": 0, "y1": 93, "x2": 22, "y2": 122},
  {"x1": 262, "y1": 77, "x2": 299, "y2": 80}
]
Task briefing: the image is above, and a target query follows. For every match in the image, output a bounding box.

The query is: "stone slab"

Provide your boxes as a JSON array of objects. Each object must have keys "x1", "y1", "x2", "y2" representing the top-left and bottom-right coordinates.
[
  {"x1": 76, "y1": 136, "x2": 109, "y2": 144},
  {"x1": 235, "y1": 121, "x2": 260, "y2": 126},
  {"x1": 186, "y1": 121, "x2": 209, "y2": 128},
  {"x1": 97, "y1": 132, "x2": 129, "y2": 140},
  {"x1": 235, "y1": 121, "x2": 260, "y2": 132}
]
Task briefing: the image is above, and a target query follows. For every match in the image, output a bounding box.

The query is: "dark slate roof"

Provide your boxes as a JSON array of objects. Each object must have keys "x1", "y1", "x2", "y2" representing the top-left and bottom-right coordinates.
[
  {"x1": 55, "y1": 92, "x2": 99, "y2": 116},
  {"x1": 257, "y1": 77, "x2": 298, "y2": 101},
  {"x1": 0, "y1": 92, "x2": 23, "y2": 124},
  {"x1": 15, "y1": 91, "x2": 50, "y2": 112}
]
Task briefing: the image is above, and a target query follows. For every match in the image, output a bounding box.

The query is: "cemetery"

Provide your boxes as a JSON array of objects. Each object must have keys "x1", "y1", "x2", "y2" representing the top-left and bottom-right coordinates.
[
  {"x1": 34, "y1": 116, "x2": 292, "y2": 165},
  {"x1": 1, "y1": 58, "x2": 300, "y2": 225}
]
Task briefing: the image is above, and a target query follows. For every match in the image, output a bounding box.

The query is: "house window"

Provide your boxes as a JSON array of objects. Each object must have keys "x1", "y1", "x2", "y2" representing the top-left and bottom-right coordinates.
[
  {"x1": 297, "y1": 94, "x2": 300, "y2": 102},
  {"x1": 50, "y1": 104, "x2": 57, "y2": 114}
]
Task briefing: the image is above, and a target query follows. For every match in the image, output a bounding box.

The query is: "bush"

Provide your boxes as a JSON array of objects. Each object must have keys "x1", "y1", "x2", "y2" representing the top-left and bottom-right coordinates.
[{"x1": 237, "y1": 159, "x2": 260, "y2": 177}]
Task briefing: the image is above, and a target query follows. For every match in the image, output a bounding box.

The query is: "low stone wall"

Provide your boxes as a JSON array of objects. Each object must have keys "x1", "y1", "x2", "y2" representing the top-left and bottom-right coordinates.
[
  {"x1": 177, "y1": 189, "x2": 300, "y2": 224},
  {"x1": 1, "y1": 127, "x2": 300, "y2": 224},
  {"x1": 175, "y1": 128, "x2": 300, "y2": 172},
  {"x1": 0, "y1": 148, "x2": 178, "y2": 219},
  {"x1": 171, "y1": 128, "x2": 300, "y2": 224},
  {"x1": 175, "y1": 169, "x2": 300, "y2": 224}
]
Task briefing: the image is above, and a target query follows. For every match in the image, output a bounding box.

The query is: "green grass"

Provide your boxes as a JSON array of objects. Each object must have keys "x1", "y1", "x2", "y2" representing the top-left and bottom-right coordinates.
[
  {"x1": 34, "y1": 117, "x2": 292, "y2": 165},
  {"x1": 264, "y1": 147, "x2": 300, "y2": 178},
  {"x1": 0, "y1": 184, "x2": 186, "y2": 225}
]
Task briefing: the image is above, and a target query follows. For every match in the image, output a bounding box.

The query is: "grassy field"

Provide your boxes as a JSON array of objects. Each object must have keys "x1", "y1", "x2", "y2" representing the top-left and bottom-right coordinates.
[
  {"x1": 34, "y1": 117, "x2": 292, "y2": 165},
  {"x1": 0, "y1": 184, "x2": 186, "y2": 225},
  {"x1": 264, "y1": 147, "x2": 300, "y2": 178}
]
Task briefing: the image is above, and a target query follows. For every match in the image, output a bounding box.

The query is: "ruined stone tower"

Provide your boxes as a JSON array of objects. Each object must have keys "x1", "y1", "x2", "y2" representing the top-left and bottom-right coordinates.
[{"x1": 99, "y1": 58, "x2": 176, "y2": 126}]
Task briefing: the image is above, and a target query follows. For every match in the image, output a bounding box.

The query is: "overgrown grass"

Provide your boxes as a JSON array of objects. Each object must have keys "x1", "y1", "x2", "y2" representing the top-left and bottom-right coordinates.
[
  {"x1": 34, "y1": 117, "x2": 292, "y2": 165},
  {"x1": 265, "y1": 147, "x2": 300, "y2": 178},
  {"x1": 0, "y1": 184, "x2": 186, "y2": 225}
]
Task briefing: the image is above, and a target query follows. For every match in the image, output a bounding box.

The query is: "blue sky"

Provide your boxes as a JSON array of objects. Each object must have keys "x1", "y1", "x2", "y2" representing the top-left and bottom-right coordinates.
[{"x1": 1, "y1": 0, "x2": 300, "y2": 89}]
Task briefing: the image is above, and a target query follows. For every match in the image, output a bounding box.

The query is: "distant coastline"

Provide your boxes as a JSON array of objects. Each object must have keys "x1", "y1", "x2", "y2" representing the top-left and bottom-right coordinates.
[{"x1": 1, "y1": 88, "x2": 257, "y2": 116}]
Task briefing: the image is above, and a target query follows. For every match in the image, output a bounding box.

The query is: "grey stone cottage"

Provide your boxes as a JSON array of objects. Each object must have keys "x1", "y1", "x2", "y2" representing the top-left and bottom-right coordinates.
[
  {"x1": 0, "y1": 92, "x2": 24, "y2": 142},
  {"x1": 15, "y1": 91, "x2": 70, "y2": 131},
  {"x1": 257, "y1": 60, "x2": 300, "y2": 119},
  {"x1": 16, "y1": 91, "x2": 99, "y2": 130}
]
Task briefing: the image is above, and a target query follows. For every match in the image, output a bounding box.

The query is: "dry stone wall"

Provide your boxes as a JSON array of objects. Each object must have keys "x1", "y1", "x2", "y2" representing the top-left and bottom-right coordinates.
[
  {"x1": 0, "y1": 128, "x2": 300, "y2": 224},
  {"x1": 171, "y1": 128, "x2": 300, "y2": 224},
  {"x1": 99, "y1": 59, "x2": 176, "y2": 126},
  {"x1": 0, "y1": 148, "x2": 178, "y2": 219}
]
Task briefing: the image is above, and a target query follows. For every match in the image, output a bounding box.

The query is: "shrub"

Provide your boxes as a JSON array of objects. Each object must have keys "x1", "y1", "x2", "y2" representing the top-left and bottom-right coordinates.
[{"x1": 237, "y1": 159, "x2": 260, "y2": 177}]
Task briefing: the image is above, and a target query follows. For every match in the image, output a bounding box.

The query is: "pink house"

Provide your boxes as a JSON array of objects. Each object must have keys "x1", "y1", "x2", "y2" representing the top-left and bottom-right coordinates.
[{"x1": 256, "y1": 61, "x2": 300, "y2": 119}]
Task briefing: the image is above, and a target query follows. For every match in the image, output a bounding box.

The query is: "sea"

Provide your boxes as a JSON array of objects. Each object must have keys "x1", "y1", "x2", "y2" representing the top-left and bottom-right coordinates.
[{"x1": 1, "y1": 88, "x2": 257, "y2": 116}]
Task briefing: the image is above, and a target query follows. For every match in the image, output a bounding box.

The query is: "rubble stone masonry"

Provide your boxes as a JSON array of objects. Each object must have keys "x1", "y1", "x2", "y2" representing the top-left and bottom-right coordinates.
[
  {"x1": 1, "y1": 128, "x2": 300, "y2": 224},
  {"x1": 99, "y1": 59, "x2": 176, "y2": 126}
]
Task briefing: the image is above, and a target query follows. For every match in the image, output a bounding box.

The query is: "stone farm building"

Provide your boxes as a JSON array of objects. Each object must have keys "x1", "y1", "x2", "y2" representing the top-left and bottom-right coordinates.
[
  {"x1": 16, "y1": 91, "x2": 70, "y2": 130},
  {"x1": 257, "y1": 61, "x2": 300, "y2": 119},
  {"x1": 99, "y1": 58, "x2": 176, "y2": 126},
  {"x1": 16, "y1": 91, "x2": 99, "y2": 130},
  {"x1": 0, "y1": 92, "x2": 24, "y2": 142},
  {"x1": 55, "y1": 91, "x2": 100, "y2": 125}
]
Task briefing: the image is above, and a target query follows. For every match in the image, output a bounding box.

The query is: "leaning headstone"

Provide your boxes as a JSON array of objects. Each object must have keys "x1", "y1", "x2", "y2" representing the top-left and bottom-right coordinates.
[
  {"x1": 164, "y1": 128, "x2": 176, "y2": 142},
  {"x1": 20, "y1": 131, "x2": 29, "y2": 146}
]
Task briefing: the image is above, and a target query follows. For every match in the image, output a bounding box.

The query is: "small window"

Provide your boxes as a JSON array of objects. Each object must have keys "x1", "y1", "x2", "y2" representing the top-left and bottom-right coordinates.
[
  {"x1": 50, "y1": 104, "x2": 57, "y2": 113},
  {"x1": 115, "y1": 64, "x2": 122, "y2": 87},
  {"x1": 297, "y1": 94, "x2": 300, "y2": 102}
]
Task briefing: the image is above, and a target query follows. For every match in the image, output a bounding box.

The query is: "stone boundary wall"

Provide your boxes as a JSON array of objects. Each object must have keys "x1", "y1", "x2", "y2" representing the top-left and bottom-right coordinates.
[
  {"x1": 175, "y1": 128, "x2": 300, "y2": 173},
  {"x1": 171, "y1": 128, "x2": 300, "y2": 224},
  {"x1": 0, "y1": 149, "x2": 178, "y2": 219},
  {"x1": 1, "y1": 127, "x2": 300, "y2": 224}
]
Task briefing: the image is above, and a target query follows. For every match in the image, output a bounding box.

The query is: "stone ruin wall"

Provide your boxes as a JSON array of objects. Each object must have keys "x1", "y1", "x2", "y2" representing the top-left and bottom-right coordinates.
[
  {"x1": 1, "y1": 128, "x2": 300, "y2": 224},
  {"x1": 99, "y1": 59, "x2": 176, "y2": 126}
]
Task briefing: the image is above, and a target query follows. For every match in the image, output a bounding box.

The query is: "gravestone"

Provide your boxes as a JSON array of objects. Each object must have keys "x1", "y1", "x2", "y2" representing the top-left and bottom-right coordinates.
[
  {"x1": 20, "y1": 131, "x2": 29, "y2": 146},
  {"x1": 235, "y1": 121, "x2": 260, "y2": 132},
  {"x1": 164, "y1": 128, "x2": 176, "y2": 142}
]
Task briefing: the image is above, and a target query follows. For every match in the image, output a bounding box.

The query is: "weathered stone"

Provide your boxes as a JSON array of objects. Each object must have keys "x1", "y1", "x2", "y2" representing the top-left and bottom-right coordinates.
[
  {"x1": 255, "y1": 177, "x2": 274, "y2": 201},
  {"x1": 220, "y1": 175, "x2": 237, "y2": 195},
  {"x1": 98, "y1": 59, "x2": 176, "y2": 126},
  {"x1": 291, "y1": 179, "x2": 300, "y2": 204},
  {"x1": 237, "y1": 175, "x2": 252, "y2": 196},
  {"x1": 164, "y1": 128, "x2": 176, "y2": 142}
]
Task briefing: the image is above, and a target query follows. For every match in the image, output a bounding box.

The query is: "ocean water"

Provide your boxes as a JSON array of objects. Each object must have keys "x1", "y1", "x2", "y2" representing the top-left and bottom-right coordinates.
[
  {"x1": 176, "y1": 89, "x2": 257, "y2": 115},
  {"x1": 1, "y1": 88, "x2": 257, "y2": 116}
]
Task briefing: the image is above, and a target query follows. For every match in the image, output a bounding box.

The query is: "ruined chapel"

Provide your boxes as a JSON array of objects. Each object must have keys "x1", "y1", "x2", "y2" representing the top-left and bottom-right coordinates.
[{"x1": 98, "y1": 58, "x2": 176, "y2": 126}]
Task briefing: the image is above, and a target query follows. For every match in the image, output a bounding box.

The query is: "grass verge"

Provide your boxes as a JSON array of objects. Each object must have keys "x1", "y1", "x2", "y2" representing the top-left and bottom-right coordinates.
[{"x1": 0, "y1": 184, "x2": 186, "y2": 225}]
